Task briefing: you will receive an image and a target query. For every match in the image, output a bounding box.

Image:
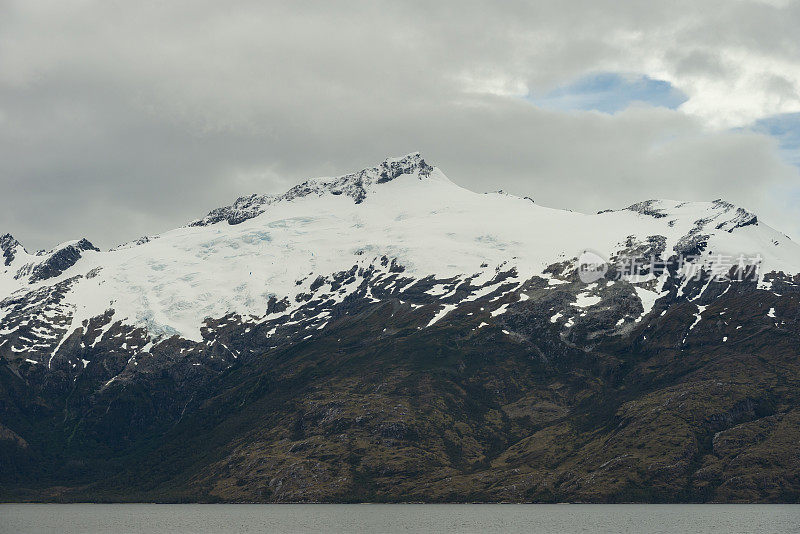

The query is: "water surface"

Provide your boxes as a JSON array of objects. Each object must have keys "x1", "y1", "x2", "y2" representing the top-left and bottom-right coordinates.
[{"x1": 1, "y1": 504, "x2": 798, "y2": 533}]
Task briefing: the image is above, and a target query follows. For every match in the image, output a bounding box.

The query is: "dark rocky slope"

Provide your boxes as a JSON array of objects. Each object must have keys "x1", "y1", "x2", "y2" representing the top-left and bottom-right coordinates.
[{"x1": 1, "y1": 263, "x2": 798, "y2": 503}]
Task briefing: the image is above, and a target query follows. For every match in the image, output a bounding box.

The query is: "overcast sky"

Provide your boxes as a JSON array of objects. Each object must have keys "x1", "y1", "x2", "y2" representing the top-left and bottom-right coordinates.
[{"x1": 2, "y1": 0, "x2": 800, "y2": 250}]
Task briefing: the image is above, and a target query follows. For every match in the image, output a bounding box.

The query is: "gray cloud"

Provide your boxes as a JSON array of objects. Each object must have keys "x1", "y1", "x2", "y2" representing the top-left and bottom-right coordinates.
[{"x1": 1, "y1": 0, "x2": 799, "y2": 250}]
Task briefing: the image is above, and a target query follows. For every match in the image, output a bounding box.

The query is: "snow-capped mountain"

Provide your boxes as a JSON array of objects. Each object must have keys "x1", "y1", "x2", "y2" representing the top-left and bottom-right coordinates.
[
  {"x1": 1, "y1": 153, "x2": 799, "y2": 371},
  {"x1": 3, "y1": 153, "x2": 800, "y2": 503}
]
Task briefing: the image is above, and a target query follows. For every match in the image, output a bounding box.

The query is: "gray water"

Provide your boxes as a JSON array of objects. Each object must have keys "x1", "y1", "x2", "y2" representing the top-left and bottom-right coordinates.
[{"x1": 1, "y1": 504, "x2": 798, "y2": 533}]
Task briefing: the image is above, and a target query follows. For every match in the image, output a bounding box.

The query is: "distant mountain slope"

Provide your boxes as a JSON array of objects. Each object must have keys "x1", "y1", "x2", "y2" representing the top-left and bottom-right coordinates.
[{"x1": 1, "y1": 154, "x2": 799, "y2": 503}]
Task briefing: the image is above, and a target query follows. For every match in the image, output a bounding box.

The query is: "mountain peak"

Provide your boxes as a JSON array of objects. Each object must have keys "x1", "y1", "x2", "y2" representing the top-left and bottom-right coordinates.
[
  {"x1": 709, "y1": 199, "x2": 759, "y2": 232},
  {"x1": 11, "y1": 238, "x2": 99, "y2": 283},
  {"x1": 1, "y1": 233, "x2": 24, "y2": 267},
  {"x1": 621, "y1": 198, "x2": 758, "y2": 233},
  {"x1": 190, "y1": 153, "x2": 438, "y2": 227}
]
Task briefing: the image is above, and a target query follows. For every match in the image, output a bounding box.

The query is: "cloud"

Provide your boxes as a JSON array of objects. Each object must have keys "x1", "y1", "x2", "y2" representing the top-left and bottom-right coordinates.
[
  {"x1": 408, "y1": 102, "x2": 800, "y2": 239},
  {"x1": 751, "y1": 112, "x2": 800, "y2": 166},
  {"x1": 1, "y1": 0, "x2": 799, "y2": 249}
]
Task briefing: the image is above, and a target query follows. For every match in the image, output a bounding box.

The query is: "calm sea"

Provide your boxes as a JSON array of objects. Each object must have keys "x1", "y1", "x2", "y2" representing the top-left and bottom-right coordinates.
[{"x1": 1, "y1": 504, "x2": 798, "y2": 533}]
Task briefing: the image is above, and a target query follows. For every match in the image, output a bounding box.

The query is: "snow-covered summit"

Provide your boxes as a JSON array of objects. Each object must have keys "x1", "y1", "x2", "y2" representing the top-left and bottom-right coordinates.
[
  {"x1": 189, "y1": 152, "x2": 438, "y2": 227},
  {"x1": 1, "y1": 235, "x2": 99, "y2": 288},
  {"x1": 1, "y1": 233, "x2": 23, "y2": 267},
  {"x1": 620, "y1": 198, "x2": 757, "y2": 232},
  {"x1": 611, "y1": 198, "x2": 767, "y2": 256}
]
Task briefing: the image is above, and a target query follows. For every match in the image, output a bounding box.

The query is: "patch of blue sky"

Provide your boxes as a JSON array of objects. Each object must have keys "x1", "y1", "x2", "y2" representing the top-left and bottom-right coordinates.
[{"x1": 528, "y1": 72, "x2": 688, "y2": 114}]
